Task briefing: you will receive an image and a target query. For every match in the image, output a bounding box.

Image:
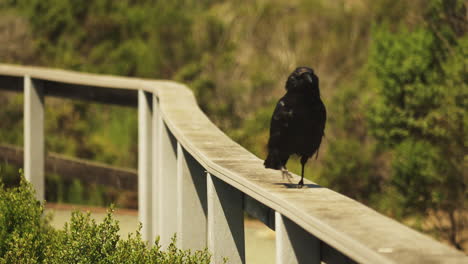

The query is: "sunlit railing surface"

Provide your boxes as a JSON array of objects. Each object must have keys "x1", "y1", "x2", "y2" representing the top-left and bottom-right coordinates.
[{"x1": 0, "y1": 64, "x2": 466, "y2": 264}]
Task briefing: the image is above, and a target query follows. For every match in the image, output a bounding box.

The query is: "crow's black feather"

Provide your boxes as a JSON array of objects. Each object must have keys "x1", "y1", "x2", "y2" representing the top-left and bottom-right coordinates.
[{"x1": 264, "y1": 67, "x2": 326, "y2": 187}]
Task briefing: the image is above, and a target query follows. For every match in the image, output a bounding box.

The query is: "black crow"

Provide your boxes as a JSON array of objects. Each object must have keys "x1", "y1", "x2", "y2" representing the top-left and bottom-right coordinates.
[{"x1": 264, "y1": 67, "x2": 326, "y2": 188}]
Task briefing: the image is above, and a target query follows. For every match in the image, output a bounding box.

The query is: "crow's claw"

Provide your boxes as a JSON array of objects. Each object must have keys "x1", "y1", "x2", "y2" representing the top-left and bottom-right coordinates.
[
  {"x1": 281, "y1": 167, "x2": 293, "y2": 183},
  {"x1": 297, "y1": 180, "x2": 304, "y2": 188}
]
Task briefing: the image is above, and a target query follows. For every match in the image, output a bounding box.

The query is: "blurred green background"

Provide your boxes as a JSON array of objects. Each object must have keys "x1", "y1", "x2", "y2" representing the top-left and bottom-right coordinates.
[{"x1": 0, "y1": 0, "x2": 466, "y2": 252}]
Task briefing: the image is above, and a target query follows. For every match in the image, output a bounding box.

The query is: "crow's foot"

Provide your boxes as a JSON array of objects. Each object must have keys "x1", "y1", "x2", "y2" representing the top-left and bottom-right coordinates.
[
  {"x1": 281, "y1": 167, "x2": 293, "y2": 183},
  {"x1": 297, "y1": 179, "x2": 304, "y2": 188}
]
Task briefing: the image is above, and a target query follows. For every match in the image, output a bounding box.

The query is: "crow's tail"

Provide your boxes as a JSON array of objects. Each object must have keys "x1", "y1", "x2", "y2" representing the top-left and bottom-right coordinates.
[{"x1": 264, "y1": 152, "x2": 283, "y2": 170}]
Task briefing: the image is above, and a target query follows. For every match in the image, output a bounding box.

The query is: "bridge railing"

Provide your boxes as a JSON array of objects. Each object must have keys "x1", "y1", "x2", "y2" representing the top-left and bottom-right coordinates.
[{"x1": 0, "y1": 64, "x2": 465, "y2": 264}]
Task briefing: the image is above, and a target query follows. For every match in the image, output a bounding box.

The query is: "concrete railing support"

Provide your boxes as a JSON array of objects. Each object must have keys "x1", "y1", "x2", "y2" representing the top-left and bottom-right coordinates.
[
  {"x1": 138, "y1": 90, "x2": 153, "y2": 242},
  {"x1": 157, "y1": 119, "x2": 178, "y2": 247},
  {"x1": 276, "y1": 212, "x2": 320, "y2": 264},
  {"x1": 177, "y1": 144, "x2": 207, "y2": 250},
  {"x1": 207, "y1": 173, "x2": 245, "y2": 264},
  {"x1": 24, "y1": 76, "x2": 44, "y2": 201}
]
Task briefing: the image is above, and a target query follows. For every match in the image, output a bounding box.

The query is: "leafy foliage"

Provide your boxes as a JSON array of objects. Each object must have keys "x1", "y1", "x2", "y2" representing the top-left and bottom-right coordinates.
[
  {"x1": 390, "y1": 140, "x2": 443, "y2": 213},
  {"x1": 0, "y1": 171, "x2": 56, "y2": 263},
  {"x1": 319, "y1": 77, "x2": 385, "y2": 204},
  {"x1": 0, "y1": 173, "x2": 214, "y2": 263},
  {"x1": 321, "y1": 139, "x2": 380, "y2": 203},
  {"x1": 367, "y1": 0, "x2": 467, "y2": 249}
]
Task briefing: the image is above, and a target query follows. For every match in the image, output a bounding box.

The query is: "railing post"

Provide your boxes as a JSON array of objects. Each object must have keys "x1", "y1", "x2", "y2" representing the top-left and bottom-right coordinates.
[
  {"x1": 207, "y1": 173, "x2": 245, "y2": 264},
  {"x1": 157, "y1": 116, "x2": 178, "y2": 247},
  {"x1": 275, "y1": 212, "x2": 320, "y2": 264},
  {"x1": 24, "y1": 76, "x2": 44, "y2": 201},
  {"x1": 152, "y1": 95, "x2": 160, "y2": 243},
  {"x1": 176, "y1": 143, "x2": 207, "y2": 250},
  {"x1": 138, "y1": 90, "x2": 153, "y2": 242}
]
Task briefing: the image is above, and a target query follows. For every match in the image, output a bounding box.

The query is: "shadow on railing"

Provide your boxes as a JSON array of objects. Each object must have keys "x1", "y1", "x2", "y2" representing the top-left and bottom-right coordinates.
[{"x1": 0, "y1": 64, "x2": 466, "y2": 264}]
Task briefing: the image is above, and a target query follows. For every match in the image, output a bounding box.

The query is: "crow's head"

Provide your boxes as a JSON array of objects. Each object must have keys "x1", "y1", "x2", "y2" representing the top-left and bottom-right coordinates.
[{"x1": 285, "y1": 67, "x2": 319, "y2": 96}]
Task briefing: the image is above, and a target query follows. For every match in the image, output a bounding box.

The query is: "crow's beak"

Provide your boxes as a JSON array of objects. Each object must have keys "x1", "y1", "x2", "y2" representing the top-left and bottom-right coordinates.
[{"x1": 305, "y1": 73, "x2": 313, "y2": 84}]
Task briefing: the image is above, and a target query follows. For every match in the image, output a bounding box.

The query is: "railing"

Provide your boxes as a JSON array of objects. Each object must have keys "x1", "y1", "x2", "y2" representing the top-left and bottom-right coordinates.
[
  {"x1": 0, "y1": 64, "x2": 466, "y2": 264},
  {"x1": 0, "y1": 144, "x2": 138, "y2": 192}
]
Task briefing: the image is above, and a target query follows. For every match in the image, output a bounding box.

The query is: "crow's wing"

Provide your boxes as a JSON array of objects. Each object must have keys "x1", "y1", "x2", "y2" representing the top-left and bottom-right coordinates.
[
  {"x1": 314, "y1": 100, "x2": 327, "y2": 159},
  {"x1": 267, "y1": 99, "x2": 293, "y2": 149},
  {"x1": 318, "y1": 100, "x2": 327, "y2": 134}
]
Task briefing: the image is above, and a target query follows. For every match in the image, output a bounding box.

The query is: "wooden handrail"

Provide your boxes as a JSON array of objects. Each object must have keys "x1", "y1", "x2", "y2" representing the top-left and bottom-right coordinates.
[{"x1": 0, "y1": 63, "x2": 466, "y2": 264}]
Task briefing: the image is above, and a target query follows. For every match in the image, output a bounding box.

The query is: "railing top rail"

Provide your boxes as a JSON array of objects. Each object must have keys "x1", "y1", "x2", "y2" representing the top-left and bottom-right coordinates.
[{"x1": 0, "y1": 63, "x2": 465, "y2": 264}]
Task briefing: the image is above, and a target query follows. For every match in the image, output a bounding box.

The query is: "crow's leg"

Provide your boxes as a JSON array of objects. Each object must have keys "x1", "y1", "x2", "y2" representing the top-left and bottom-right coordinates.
[
  {"x1": 280, "y1": 166, "x2": 293, "y2": 183},
  {"x1": 298, "y1": 156, "x2": 308, "y2": 188}
]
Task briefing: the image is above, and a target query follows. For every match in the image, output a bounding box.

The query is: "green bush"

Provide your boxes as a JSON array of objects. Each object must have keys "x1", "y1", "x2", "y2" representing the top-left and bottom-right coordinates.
[
  {"x1": 390, "y1": 140, "x2": 443, "y2": 215},
  {"x1": 67, "y1": 179, "x2": 85, "y2": 205},
  {"x1": 320, "y1": 139, "x2": 380, "y2": 204},
  {"x1": 367, "y1": 0, "x2": 466, "y2": 249},
  {"x1": 0, "y1": 173, "x2": 214, "y2": 263},
  {"x1": 0, "y1": 171, "x2": 55, "y2": 263}
]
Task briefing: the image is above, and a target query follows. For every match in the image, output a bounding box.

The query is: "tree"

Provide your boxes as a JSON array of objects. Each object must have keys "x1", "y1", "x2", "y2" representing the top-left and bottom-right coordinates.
[{"x1": 368, "y1": 0, "x2": 467, "y2": 249}]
